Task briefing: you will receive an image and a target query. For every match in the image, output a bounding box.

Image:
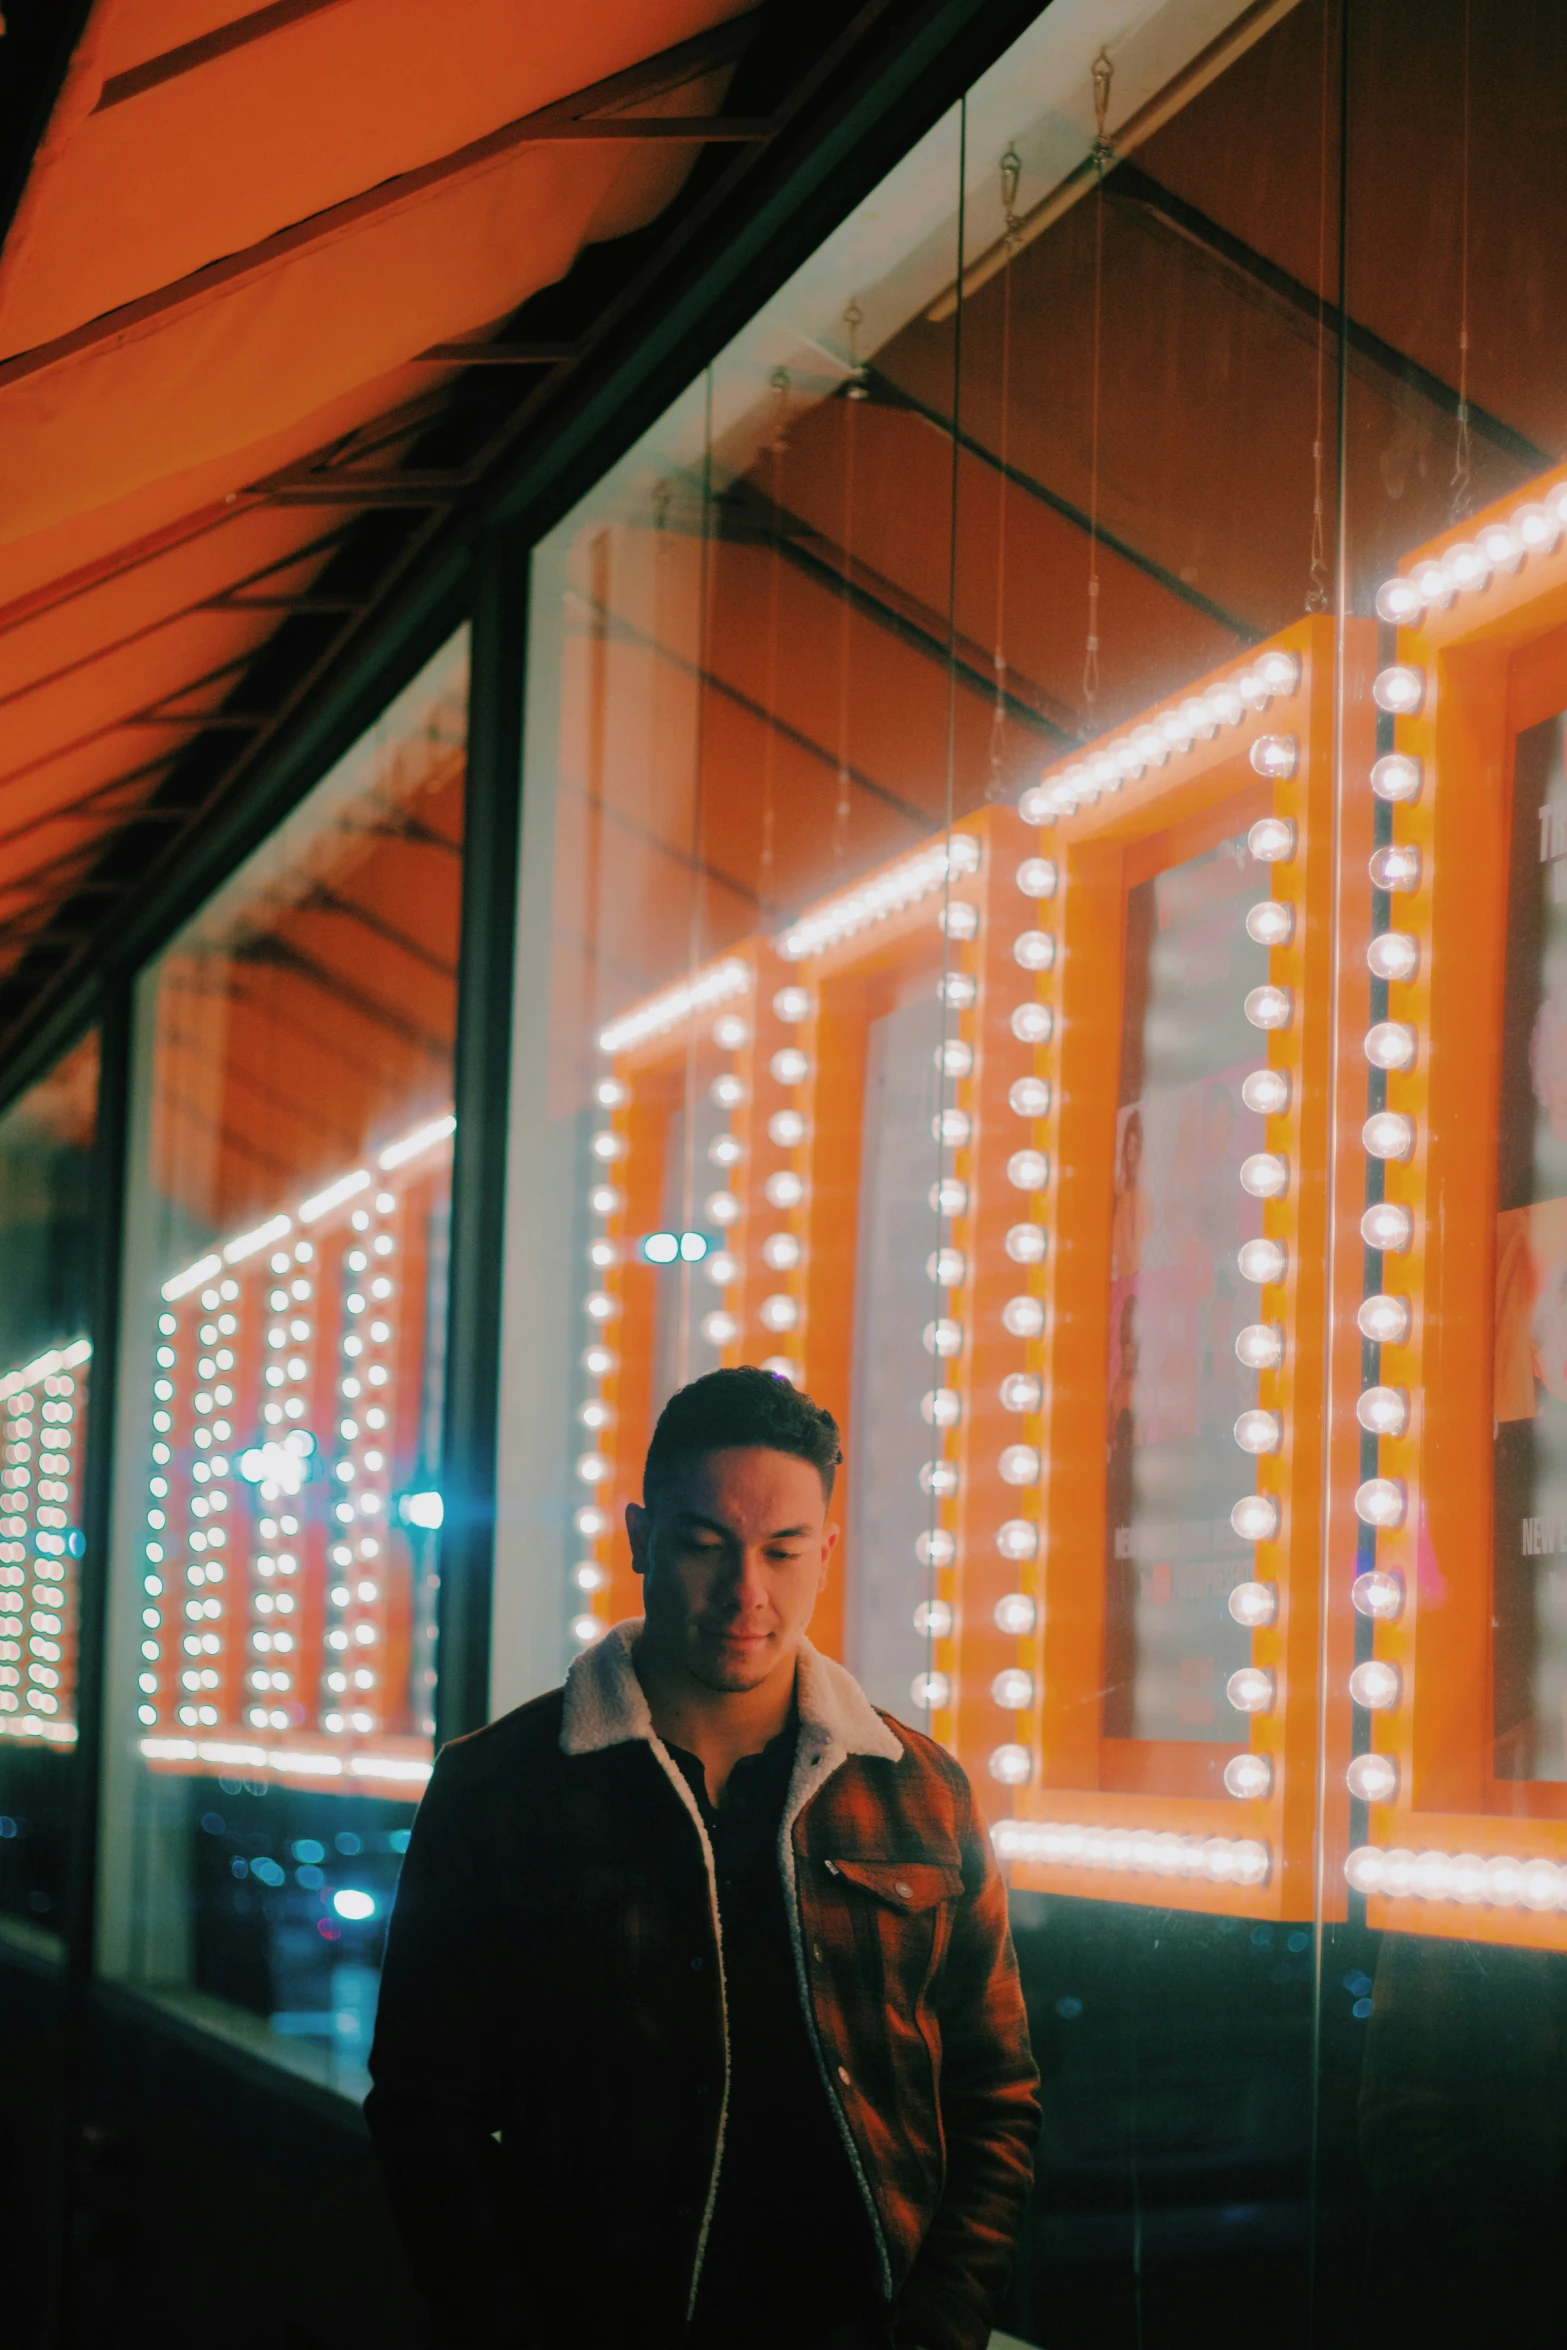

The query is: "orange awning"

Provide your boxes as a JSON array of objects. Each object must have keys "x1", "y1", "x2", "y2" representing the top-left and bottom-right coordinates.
[{"x1": 0, "y1": 0, "x2": 756, "y2": 987}]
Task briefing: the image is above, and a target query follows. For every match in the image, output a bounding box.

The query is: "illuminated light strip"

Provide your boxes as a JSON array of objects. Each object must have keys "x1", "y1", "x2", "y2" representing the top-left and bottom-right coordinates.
[
  {"x1": 0, "y1": 1717, "x2": 76, "y2": 1742},
  {"x1": 0, "y1": 1336, "x2": 91, "y2": 1400},
  {"x1": 994, "y1": 1817, "x2": 1271, "y2": 1886},
  {"x1": 1346, "y1": 1845, "x2": 1567, "y2": 1910},
  {"x1": 777, "y1": 837, "x2": 981, "y2": 963},
  {"x1": 1025, "y1": 651, "x2": 1301, "y2": 821},
  {"x1": 378, "y1": 1112, "x2": 455, "y2": 1170},
  {"x1": 1373, "y1": 480, "x2": 1567, "y2": 621},
  {"x1": 349, "y1": 1754, "x2": 433, "y2": 1784},
  {"x1": 300, "y1": 1169, "x2": 371, "y2": 1223},
  {"x1": 597, "y1": 958, "x2": 750, "y2": 1055},
  {"x1": 162, "y1": 1253, "x2": 221, "y2": 1302},
  {"x1": 224, "y1": 1215, "x2": 292, "y2": 1264}
]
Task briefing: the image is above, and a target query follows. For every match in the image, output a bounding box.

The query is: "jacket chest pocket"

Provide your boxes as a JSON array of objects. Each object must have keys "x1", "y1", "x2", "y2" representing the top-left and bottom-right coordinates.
[{"x1": 823, "y1": 1857, "x2": 963, "y2": 1995}]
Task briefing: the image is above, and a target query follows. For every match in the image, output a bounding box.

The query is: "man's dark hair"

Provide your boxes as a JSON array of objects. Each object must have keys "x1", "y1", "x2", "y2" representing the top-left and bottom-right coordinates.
[{"x1": 643, "y1": 1365, "x2": 842, "y2": 1509}]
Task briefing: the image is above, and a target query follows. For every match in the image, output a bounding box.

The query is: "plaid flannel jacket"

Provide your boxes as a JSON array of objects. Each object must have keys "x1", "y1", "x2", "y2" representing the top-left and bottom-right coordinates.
[{"x1": 366, "y1": 1623, "x2": 1040, "y2": 2350}]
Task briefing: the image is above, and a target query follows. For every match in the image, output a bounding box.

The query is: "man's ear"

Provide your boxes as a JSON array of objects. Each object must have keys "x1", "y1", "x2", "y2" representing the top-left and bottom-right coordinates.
[
  {"x1": 817, "y1": 1519, "x2": 841, "y2": 1591},
  {"x1": 626, "y1": 1500, "x2": 651, "y2": 1579}
]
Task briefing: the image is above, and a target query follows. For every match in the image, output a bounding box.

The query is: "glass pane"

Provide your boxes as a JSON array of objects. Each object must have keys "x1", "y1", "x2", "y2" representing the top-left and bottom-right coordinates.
[
  {"x1": 0, "y1": 1028, "x2": 99, "y2": 1945},
  {"x1": 100, "y1": 632, "x2": 466, "y2": 2092}
]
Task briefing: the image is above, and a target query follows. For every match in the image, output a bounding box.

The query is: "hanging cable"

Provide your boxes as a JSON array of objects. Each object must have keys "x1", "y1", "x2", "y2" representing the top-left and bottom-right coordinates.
[
  {"x1": 1305, "y1": 3, "x2": 1333, "y2": 611},
  {"x1": 986, "y1": 146, "x2": 1023, "y2": 802},
  {"x1": 834, "y1": 302, "x2": 868, "y2": 868},
  {"x1": 1450, "y1": 0, "x2": 1473, "y2": 520},
  {"x1": 1082, "y1": 50, "x2": 1113, "y2": 723},
  {"x1": 759, "y1": 367, "x2": 790, "y2": 912}
]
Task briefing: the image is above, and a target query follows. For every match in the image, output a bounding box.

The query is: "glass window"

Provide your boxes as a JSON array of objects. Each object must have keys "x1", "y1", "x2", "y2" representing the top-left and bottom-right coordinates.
[
  {"x1": 100, "y1": 633, "x2": 466, "y2": 2092},
  {"x1": 500, "y1": 1, "x2": 1567, "y2": 2339},
  {"x1": 0, "y1": 1029, "x2": 99, "y2": 1948}
]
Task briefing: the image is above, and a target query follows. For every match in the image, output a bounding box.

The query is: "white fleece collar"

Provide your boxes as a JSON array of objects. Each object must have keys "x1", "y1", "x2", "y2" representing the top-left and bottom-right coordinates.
[{"x1": 559, "y1": 1617, "x2": 904, "y2": 1769}]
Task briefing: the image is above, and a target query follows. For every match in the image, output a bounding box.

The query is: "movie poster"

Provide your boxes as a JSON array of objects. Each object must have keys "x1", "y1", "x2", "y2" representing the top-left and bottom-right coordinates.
[
  {"x1": 1493, "y1": 713, "x2": 1567, "y2": 1780},
  {"x1": 1103, "y1": 832, "x2": 1269, "y2": 1741}
]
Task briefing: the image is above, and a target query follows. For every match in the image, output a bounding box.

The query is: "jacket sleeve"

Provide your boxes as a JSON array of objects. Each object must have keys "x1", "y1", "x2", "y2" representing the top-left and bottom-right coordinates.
[
  {"x1": 894, "y1": 1773, "x2": 1041, "y2": 2350},
  {"x1": 365, "y1": 1744, "x2": 542, "y2": 2350}
]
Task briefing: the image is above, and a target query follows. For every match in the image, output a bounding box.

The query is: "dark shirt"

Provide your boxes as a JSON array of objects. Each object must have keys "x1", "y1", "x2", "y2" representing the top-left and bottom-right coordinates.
[{"x1": 665, "y1": 1723, "x2": 882, "y2": 2350}]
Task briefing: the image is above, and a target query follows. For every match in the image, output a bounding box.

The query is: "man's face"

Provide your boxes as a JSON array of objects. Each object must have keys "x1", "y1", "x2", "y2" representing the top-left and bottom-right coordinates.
[{"x1": 627, "y1": 1446, "x2": 838, "y2": 1693}]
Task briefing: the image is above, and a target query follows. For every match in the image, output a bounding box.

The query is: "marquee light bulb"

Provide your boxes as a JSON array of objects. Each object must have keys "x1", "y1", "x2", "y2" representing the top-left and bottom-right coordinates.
[
  {"x1": 1239, "y1": 1152, "x2": 1288, "y2": 1199},
  {"x1": 1227, "y1": 1667, "x2": 1275, "y2": 1714},
  {"x1": 996, "y1": 1519, "x2": 1039, "y2": 1562},
  {"x1": 1344, "y1": 1846, "x2": 1384, "y2": 1894},
  {"x1": 930, "y1": 1177, "x2": 968, "y2": 1215},
  {"x1": 1223, "y1": 1752, "x2": 1273, "y2": 1800},
  {"x1": 709, "y1": 1074, "x2": 746, "y2": 1110},
  {"x1": 927, "y1": 1249, "x2": 966, "y2": 1288},
  {"x1": 709, "y1": 1134, "x2": 743, "y2": 1168},
  {"x1": 916, "y1": 1530, "x2": 956, "y2": 1569},
  {"x1": 1244, "y1": 985, "x2": 1293, "y2": 1032},
  {"x1": 706, "y1": 1191, "x2": 738, "y2": 1227},
  {"x1": 933, "y1": 1109, "x2": 971, "y2": 1147},
  {"x1": 701, "y1": 1309, "x2": 739, "y2": 1346},
  {"x1": 1018, "y1": 784, "x2": 1055, "y2": 824},
  {"x1": 769, "y1": 1110, "x2": 806, "y2": 1148},
  {"x1": 1013, "y1": 931, "x2": 1056, "y2": 972},
  {"x1": 712, "y1": 1013, "x2": 749, "y2": 1051},
  {"x1": 994, "y1": 1591, "x2": 1037, "y2": 1636},
  {"x1": 914, "y1": 1598, "x2": 953, "y2": 1638},
  {"x1": 1179, "y1": 695, "x2": 1218, "y2": 740},
  {"x1": 1006, "y1": 1149, "x2": 1049, "y2": 1192},
  {"x1": 939, "y1": 971, "x2": 977, "y2": 1009},
  {"x1": 1011, "y1": 1002, "x2": 1053, "y2": 1045},
  {"x1": 1241, "y1": 1067, "x2": 1290, "y2": 1116},
  {"x1": 1369, "y1": 844, "x2": 1421, "y2": 893},
  {"x1": 773, "y1": 987, "x2": 811, "y2": 1023},
  {"x1": 1514, "y1": 501, "x2": 1560, "y2": 552},
  {"x1": 1237, "y1": 1237, "x2": 1287, "y2": 1285},
  {"x1": 1234, "y1": 1409, "x2": 1282, "y2": 1456},
  {"x1": 1248, "y1": 816, "x2": 1297, "y2": 864},
  {"x1": 1009, "y1": 1077, "x2": 1051, "y2": 1119},
  {"x1": 922, "y1": 1319, "x2": 964, "y2": 1359},
  {"x1": 590, "y1": 1131, "x2": 626, "y2": 1163},
  {"x1": 1363, "y1": 1111, "x2": 1415, "y2": 1162},
  {"x1": 998, "y1": 1445, "x2": 1041, "y2": 1487},
  {"x1": 1137, "y1": 728, "x2": 1172, "y2": 767},
  {"x1": 1346, "y1": 1751, "x2": 1398, "y2": 1803},
  {"x1": 759, "y1": 1295, "x2": 799, "y2": 1333},
  {"x1": 1374, "y1": 576, "x2": 1423, "y2": 625},
  {"x1": 912, "y1": 1672, "x2": 950, "y2": 1712},
  {"x1": 1357, "y1": 1385, "x2": 1409, "y2": 1437},
  {"x1": 920, "y1": 1460, "x2": 959, "y2": 1499},
  {"x1": 1358, "y1": 1292, "x2": 1411, "y2": 1345},
  {"x1": 1255, "y1": 649, "x2": 1300, "y2": 696},
  {"x1": 1206, "y1": 683, "x2": 1245, "y2": 727},
  {"x1": 936, "y1": 1040, "x2": 973, "y2": 1078},
  {"x1": 1231, "y1": 1493, "x2": 1279, "y2": 1542},
  {"x1": 1370, "y1": 753, "x2": 1422, "y2": 804},
  {"x1": 988, "y1": 1743, "x2": 1033, "y2": 1786},
  {"x1": 1016, "y1": 858, "x2": 1058, "y2": 899},
  {"x1": 765, "y1": 1171, "x2": 804, "y2": 1209},
  {"x1": 939, "y1": 903, "x2": 979, "y2": 941},
  {"x1": 1005, "y1": 1223, "x2": 1047, "y2": 1265},
  {"x1": 921, "y1": 1388, "x2": 961, "y2": 1428},
  {"x1": 1352, "y1": 1569, "x2": 1404, "y2": 1621},
  {"x1": 762, "y1": 1232, "x2": 801, "y2": 1272},
  {"x1": 992, "y1": 1667, "x2": 1035, "y2": 1710},
  {"x1": 1113, "y1": 741, "x2": 1144, "y2": 779},
  {"x1": 1249, "y1": 735, "x2": 1297, "y2": 780},
  {"x1": 1088, "y1": 754, "x2": 1119, "y2": 792},
  {"x1": 1476, "y1": 520, "x2": 1522, "y2": 572},
  {"x1": 1349, "y1": 1660, "x2": 1401, "y2": 1711},
  {"x1": 1002, "y1": 1296, "x2": 1045, "y2": 1339},
  {"x1": 999, "y1": 1373, "x2": 1042, "y2": 1413},
  {"x1": 1246, "y1": 901, "x2": 1294, "y2": 947},
  {"x1": 1444, "y1": 541, "x2": 1488, "y2": 591},
  {"x1": 1366, "y1": 930, "x2": 1419, "y2": 983},
  {"x1": 1235, "y1": 1322, "x2": 1283, "y2": 1370},
  {"x1": 1228, "y1": 1580, "x2": 1278, "y2": 1628},
  {"x1": 1161, "y1": 710, "x2": 1195, "y2": 751},
  {"x1": 1373, "y1": 665, "x2": 1425, "y2": 715},
  {"x1": 1365, "y1": 1022, "x2": 1416, "y2": 1071},
  {"x1": 1354, "y1": 1476, "x2": 1406, "y2": 1528}
]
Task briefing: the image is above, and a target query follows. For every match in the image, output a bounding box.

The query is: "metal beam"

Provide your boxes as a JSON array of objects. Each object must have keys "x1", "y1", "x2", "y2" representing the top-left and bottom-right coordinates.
[
  {"x1": 96, "y1": 0, "x2": 355, "y2": 108},
  {"x1": 411, "y1": 342, "x2": 580, "y2": 366}
]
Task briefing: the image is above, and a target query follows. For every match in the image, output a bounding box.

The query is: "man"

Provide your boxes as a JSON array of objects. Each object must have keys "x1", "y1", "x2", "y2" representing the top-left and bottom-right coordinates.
[{"x1": 367, "y1": 1365, "x2": 1039, "y2": 2350}]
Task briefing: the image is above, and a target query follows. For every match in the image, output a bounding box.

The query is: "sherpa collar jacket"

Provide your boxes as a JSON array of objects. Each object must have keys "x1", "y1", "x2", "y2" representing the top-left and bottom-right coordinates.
[{"x1": 365, "y1": 1623, "x2": 1040, "y2": 2350}]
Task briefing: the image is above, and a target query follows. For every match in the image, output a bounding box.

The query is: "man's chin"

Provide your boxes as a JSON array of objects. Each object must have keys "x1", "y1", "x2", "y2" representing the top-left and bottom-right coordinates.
[{"x1": 687, "y1": 1637, "x2": 779, "y2": 1692}]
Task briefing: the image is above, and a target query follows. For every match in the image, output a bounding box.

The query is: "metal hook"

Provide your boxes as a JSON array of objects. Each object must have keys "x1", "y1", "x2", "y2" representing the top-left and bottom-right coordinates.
[{"x1": 1090, "y1": 48, "x2": 1115, "y2": 172}]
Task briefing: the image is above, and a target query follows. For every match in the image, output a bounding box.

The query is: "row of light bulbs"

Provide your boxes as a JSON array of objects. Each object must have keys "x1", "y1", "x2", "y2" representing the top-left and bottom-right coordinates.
[{"x1": 0, "y1": 1368, "x2": 82, "y2": 1731}]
